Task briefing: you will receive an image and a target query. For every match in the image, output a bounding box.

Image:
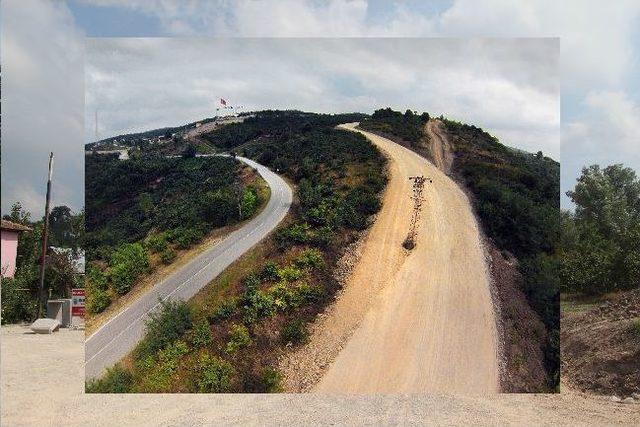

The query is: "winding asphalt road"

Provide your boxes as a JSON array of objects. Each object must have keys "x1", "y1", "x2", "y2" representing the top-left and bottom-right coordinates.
[{"x1": 85, "y1": 156, "x2": 292, "y2": 379}]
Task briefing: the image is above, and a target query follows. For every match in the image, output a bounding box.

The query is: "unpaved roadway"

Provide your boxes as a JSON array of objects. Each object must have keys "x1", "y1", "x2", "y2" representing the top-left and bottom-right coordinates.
[
  {"x1": 85, "y1": 156, "x2": 292, "y2": 379},
  {"x1": 310, "y1": 123, "x2": 499, "y2": 393},
  {"x1": 424, "y1": 118, "x2": 454, "y2": 174}
]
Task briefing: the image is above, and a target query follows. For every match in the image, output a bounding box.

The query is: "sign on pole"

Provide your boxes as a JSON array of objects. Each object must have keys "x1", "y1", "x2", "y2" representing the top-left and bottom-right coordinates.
[{"x1": 71, "y1": 288, "x2": 85, "y2": 317}]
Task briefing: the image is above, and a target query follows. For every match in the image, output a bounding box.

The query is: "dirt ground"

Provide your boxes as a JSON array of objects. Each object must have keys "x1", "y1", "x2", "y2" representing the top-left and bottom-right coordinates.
[
  {"x1": 562, "y1": 289, "x2": 640, "y2": 398},
  {"x1": 1, "y1": 326, "x2": 638, "y2": 426},
  {"x1": 281, "y1": 124, "x2": 500, "y2": 394},
  {"x1": 423, "y1": 119, "x2": 454, "y2": 174}
]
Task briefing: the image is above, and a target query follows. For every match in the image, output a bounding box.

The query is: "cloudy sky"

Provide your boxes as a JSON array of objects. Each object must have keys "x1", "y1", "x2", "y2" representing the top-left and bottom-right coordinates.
[
  {"x1": 2, "y1": 0, "x2": 640, "y2": 215},
  {"x1": 86, "y1": 37, "x2": 559, "y2": 156}
]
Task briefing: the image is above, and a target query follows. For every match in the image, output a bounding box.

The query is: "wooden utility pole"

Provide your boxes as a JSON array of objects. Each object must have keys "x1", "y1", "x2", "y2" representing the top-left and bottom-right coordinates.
[{"x1": 37, "y1": 152, "x2": 54, "y2": 318}]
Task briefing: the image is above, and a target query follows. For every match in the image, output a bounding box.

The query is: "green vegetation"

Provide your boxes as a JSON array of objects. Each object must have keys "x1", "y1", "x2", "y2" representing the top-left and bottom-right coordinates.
[
  {"x1": 282, "y1": 319, "x2": 309, "y2": 345},
  {"x1": 135, "y1": 300, "x2": 193, "y2": 361},
  {"x1": 632, "y1": 318, "x2": 640, "y2": 337},
  {"x1": 225, "y1": 324, "x2": 252, "y2": 354},
  {"x1": 85, "y1": 154, "x2": 266, "y2": 314},
  {"x1": 359, "y1": 108, "x2": 429, "y2": 145},
  {"x1": 1, "y1": 202, "x2": 84, "y2": 324},
  {"x1": 561, "y1": 165, "x2": 640, "y2": 296},
  {"x1": 87, "y1": 110, "x2": 386, "y2": 393}
]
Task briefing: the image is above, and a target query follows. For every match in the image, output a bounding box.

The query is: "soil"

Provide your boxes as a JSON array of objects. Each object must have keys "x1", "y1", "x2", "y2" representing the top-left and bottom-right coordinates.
[
  {"x1": 487, "y1": 244, "x2": 550, "y2": 392},
  {"x1": 562, "y1": 289, "x2": 640, "y2": 398},
  {"x1": 423, "y1": 119, "x2": 454, "y2": 174}
]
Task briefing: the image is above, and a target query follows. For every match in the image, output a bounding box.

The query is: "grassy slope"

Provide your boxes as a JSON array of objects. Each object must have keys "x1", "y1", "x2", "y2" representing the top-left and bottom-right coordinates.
[
  {"x1": 87, "y1": 111, "x2": 387, "y2": 393},
  {"x1": 85, "y1": 154, "x2": 267, "y2": 319}
]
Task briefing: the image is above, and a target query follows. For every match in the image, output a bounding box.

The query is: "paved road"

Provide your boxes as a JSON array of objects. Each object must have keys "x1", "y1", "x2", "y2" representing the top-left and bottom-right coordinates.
[{"x1": 85, "y1": 157, "x2": 292, "y2": 379}]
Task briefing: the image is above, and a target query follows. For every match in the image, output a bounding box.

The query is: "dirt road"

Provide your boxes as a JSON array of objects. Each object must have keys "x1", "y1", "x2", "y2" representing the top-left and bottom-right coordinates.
[
  {"x1": 309, "y1": 123, "x2": 499, "y2": 393},
  {"x1": 424, "y1": 118, "x2": 454, "y2": 174}
]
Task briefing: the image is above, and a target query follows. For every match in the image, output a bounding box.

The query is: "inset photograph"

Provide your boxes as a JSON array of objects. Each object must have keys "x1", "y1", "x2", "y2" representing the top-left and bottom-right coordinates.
[{"x1": 82, "y1": 38, "x2": 560, "y2": 393}]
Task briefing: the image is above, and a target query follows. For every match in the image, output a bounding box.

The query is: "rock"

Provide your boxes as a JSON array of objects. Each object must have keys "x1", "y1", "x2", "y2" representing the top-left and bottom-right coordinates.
[
  {"x1": 621, "y1": 397, "x2": 636, "y2": 404},
  {"x1": 610, "y1": 395, "x2": 621, "y2": 403},
  {"x1": 632, "y1": 392, "x2": 640, "y2": 400},
  {"x1": 30, "y1": 318, "x2": 61, "y2": 334}
]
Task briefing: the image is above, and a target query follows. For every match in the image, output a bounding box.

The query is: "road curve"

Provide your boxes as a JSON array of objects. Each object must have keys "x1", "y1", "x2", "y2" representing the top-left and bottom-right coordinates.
[
  {"x1": 85, "y1": 156, "x2": 292, "y2": 379},
  {"x1": 313, "y1": 123, "x2": 499, "y2": 393}
]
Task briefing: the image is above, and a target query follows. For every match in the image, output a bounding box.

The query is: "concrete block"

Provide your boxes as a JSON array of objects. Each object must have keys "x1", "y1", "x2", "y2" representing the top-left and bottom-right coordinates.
[
  {"x1": 30, "y1": 318, "x2": 61, "y2": 334},
  {"x1": 46, "y1": 299, "x2": 72, "y2": 327}
]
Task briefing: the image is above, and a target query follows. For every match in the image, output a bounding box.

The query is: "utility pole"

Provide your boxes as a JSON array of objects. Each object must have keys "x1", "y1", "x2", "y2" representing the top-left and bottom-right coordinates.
[{"x1": 37, "y1": 152, "x2": 54, "y2": 318}]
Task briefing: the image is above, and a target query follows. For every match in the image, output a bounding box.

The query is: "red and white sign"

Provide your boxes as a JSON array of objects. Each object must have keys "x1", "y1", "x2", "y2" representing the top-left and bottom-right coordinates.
[{"x1": 71, "y1": 288, "x2": 85, "y2": 317}]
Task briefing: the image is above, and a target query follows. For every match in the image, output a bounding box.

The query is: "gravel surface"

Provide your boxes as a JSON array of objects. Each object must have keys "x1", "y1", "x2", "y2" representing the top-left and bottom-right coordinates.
[{"x1": 2, "y1": 325, "x2": 639, "y2": 426}]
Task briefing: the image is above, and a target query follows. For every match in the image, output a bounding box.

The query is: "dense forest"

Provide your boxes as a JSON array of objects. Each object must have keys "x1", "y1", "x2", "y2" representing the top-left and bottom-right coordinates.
[
  {"x1": 85, "y1": 154, "x2": 264, "y2": 315},
  {"x1": 87, "y1": 110, "x2": 387, "y2": 393},
  {"x1": 561, "y1": 164, "x2": 640, "y2": 295},
  {"x1": 361, "y1": 109, "x2": 560, "y2": 389}
]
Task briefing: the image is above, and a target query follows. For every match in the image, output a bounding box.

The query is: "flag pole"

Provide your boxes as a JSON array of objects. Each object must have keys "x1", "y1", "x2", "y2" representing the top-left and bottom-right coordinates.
[{"x1": 37, "y1": 152, "x2": 54, "y2": 318}]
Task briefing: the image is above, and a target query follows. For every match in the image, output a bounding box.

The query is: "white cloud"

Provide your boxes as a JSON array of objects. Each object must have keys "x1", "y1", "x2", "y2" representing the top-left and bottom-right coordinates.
[
  {"x1": 561, "y1": 90, "x2": 640, "y2": 205},
  {"x1": 4, "y1": 0, "x2": 640, "y2": 213},
  {"x1": 1, "y1": 0, "x2": 85, "y2": 216},
  {"x1": 85, "y1": 38, "x2": 559, "y2": 158}
]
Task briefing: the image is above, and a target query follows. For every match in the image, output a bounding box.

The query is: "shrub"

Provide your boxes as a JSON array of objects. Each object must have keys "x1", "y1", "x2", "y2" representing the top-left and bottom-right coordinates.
[
  {"x1": 107, "y1": 243, "x2": 150, "y2": 295},
  {"x1": 295, "y1": 248, "x2": 324, "y2": 269},
  {"x1": 145, "y1": 232, "x2": 168, "y2": 253},
  {"x1": 260, "y1": 261, "x2": 279, "y2": 282},
  {"x1": 0, "y1": 277, "x2": 37, "y2": 324},
  {"x1": 268, "y1": 282, "x2": 300, "y2": 311},
  {"x1": 282, "y1": 319, "x2": 309, "y2": 345},
  {"x1": 209, "y1": 297, "x2": 238, "y2": 322},
  {"x1": 85, "y1": 365, "x2": 133, "y2": 393},
  {"x1": 276, "y1": 223, "x2": 312, "y2": 247},
  {"x1": 170, "y1": 227, "x2": 204, "y2": 250},
  {"x1": 242, "y1": 289, "x2": 276, "y2": 324},
  {"x1": 137, "y1": 300, "x2": 192, "y2": 360},
  {"x1": 108, "y1": 263, "x2": 137, "y2": 295},
  {"x1": 160, "y1": 247, "x2": 176, "y2": 265},
  {"x1": 240, "y1": 187, "x2": 259, "y2": 220},
  {"x1": 87, "y1": 265, "x2": 109, "y2": 291},
  {"x1": 277, "y1": 265, "x2": 303, "y2": 282},
  {"x1": 86, "y1": 286, "x2": 111, "y2": 314},
  {"x1": 195, "y1": 353, "x2": 235, "y2": 393},
  {"x1": 632, "y1": 318, "x2": 640, "y2": 337},
  {"x1": 261, "y1": 367, "x2": 283, "y2": 393},
  {"x1": 295, "y1": 282, "x2": 323, "y2": 304},
  {"x1": 225, "y1": 324, "x2": 251, "y2": 354},
  {"x1": 143, "y1": 340, "x2": 189, "y2": 392},
  {"x1": 201, "y1": 188, "x2": 238, "y2": 226},
  {"x1": 191, "y1": 318, "x2": 213, "y2": 348}
]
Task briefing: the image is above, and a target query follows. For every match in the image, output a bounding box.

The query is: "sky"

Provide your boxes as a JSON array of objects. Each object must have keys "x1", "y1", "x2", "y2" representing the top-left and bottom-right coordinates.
[
  {"x1": 85, "y1": 37, "x2": 559, "y2": 157},
  {"x1": 1, "y1": 0, "x2": 640, "y2": 215}
]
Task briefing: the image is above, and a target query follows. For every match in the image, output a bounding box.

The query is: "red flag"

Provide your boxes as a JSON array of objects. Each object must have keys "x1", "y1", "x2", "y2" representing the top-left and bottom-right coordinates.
[{"x1": 220, "y1": 98, "x2": 227, "y2": 106}]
